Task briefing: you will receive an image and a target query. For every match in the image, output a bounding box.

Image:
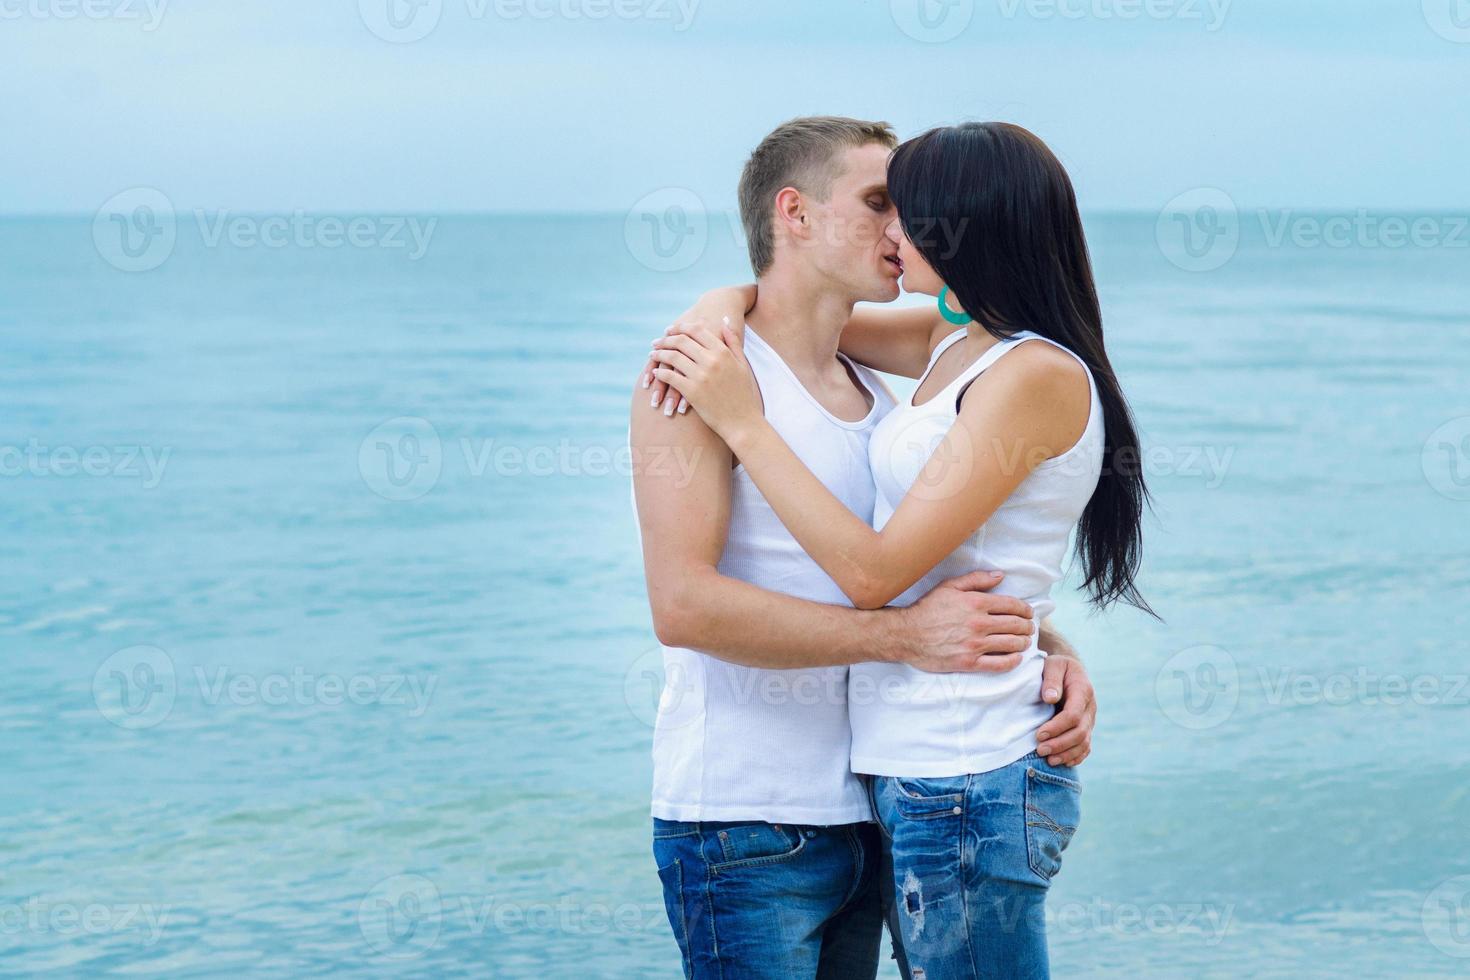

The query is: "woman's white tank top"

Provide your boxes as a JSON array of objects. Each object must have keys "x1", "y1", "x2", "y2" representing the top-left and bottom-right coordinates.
[{"x1": 850, "y1": 329, "x2": 1105, "y2": 777}]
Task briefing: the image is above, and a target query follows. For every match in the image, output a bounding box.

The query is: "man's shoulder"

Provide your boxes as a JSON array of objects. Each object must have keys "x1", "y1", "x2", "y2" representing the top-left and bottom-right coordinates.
[{"x1": 628, "y1": 377, "x2": 732, "y2": 460}]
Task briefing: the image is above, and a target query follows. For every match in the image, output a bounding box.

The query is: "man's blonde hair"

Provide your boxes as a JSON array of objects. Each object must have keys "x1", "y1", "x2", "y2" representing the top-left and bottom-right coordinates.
[{"x1": 738, "y1": 116, "x2": 897, "y2": 275}]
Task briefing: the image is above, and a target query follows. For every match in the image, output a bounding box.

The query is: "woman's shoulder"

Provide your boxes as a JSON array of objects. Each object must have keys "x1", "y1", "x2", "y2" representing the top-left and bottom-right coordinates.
[
  {"x1": 961, "y1": 335, "x2": 1092, "y2": 427},
  {"x1": 925, "y1": 322, "x2": 968, "y2": 358},
  {"x1": 1001, "y1": 334, "x2": 1089, "y2": 385}
]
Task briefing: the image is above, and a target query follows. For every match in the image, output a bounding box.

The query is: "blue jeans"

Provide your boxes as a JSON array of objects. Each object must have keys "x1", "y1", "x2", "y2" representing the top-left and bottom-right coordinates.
[
  {"x1": 651, "y1": 818, "x2": 884, "y2": 979},
  {"x1": 869, "y1": 752, "x2": 1082, "y2": 980}
]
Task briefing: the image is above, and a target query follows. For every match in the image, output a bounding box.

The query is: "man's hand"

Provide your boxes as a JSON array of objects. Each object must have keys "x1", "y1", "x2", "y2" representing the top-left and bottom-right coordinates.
[
  {"x1": 1036, "y1": 653, "x2": 1096, "y2": 767},
  {"x1": 890, "y1": 570, "x2": 1035, "y2": 674}
]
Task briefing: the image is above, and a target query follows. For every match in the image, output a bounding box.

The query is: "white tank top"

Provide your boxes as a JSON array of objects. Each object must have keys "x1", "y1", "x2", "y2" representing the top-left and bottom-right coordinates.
[
  {"x1": 849, "y1": 329, "x2": 1104, "y2": 778},
  {"x1": 646, "y1": 325, "x2": 897, "y2": 824}
]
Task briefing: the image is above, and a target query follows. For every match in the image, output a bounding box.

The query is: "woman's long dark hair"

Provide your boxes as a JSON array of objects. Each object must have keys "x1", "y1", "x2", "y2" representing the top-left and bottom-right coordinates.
[{"x1": 888, "y1": 122, "x2": 1152, "y2": 614}]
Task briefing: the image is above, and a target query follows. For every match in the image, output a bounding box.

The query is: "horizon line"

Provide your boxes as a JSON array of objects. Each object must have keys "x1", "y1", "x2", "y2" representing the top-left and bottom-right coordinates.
[{"x1": 5, "y1": 206, "x2": 1470, "y2": 219}]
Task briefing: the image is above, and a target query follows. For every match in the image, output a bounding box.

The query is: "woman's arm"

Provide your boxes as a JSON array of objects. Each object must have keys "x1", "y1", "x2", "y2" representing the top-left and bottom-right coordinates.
[
  {"x1": 632, "y1": 370, "x2": 1038, "y2": 671},
  {"x1": 650, "y1": 325, "x2": 1091, "y2": 610},
  {"x1": 641, "y1": 287, "x2": 951, "y2": 416},
  {"x1": 837, "y1": 303, "x2": 954, "y2": 379}
]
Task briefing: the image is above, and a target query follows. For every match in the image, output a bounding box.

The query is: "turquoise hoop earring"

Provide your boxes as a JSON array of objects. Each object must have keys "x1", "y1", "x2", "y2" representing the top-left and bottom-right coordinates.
[{"x1": 938, "y1": 286, "x2": 972, "y2": 325}]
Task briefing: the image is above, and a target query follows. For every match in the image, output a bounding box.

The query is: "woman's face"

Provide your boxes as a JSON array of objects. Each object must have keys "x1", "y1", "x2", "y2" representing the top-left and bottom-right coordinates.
[{"x1": 886, "y1": 216, "x2": 943, "y2": 296}]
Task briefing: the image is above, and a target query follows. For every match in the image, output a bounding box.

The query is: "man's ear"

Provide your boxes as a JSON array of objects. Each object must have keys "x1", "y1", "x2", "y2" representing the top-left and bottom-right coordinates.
[{"x1": 772, "y1": 186, "x2": 809, "y2": 246}]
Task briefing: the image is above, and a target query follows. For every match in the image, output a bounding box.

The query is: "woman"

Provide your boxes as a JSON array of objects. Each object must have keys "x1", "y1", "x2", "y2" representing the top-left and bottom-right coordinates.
[{"x1": 645, "y1": 122, "x2": 1151, "y2": 978}]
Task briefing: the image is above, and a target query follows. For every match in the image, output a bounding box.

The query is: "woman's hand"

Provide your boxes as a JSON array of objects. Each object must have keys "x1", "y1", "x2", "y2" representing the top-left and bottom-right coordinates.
[
  {"x1": 649, "y1": 320, "x2": 762, "y2": 442},
  {"x1": 641, "y1": 286, "x2": 754, "y2": 416}
]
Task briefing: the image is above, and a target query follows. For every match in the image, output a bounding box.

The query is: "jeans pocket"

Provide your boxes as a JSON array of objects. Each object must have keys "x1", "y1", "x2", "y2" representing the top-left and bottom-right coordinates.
[
  {"x1": 653, "y1": 818, "x2": 699, "y2": 841},
  {"x1": 710, "y1": 822, "x2": 806, "y2": 870},
  {"x1": 655, "y1": 859, "x2": 692, "y2": 979},
  {"x1": 1024, "y1": 765, "x2": 1081, "y2": 882},
  {"x1": 889, "y1": 776, "x2": 967, "y2": 821}
]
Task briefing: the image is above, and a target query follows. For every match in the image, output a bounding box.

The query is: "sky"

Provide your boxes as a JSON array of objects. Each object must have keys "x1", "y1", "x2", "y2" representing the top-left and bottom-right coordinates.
[{"x1": 2, "y1": 0, "x2": 1468, "y2": 214}]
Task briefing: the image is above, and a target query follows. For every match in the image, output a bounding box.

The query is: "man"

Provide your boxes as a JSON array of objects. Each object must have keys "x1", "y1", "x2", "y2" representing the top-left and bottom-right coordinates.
[{"x1": 630, "y1": 116, "x2": 1096, "y2": 979}]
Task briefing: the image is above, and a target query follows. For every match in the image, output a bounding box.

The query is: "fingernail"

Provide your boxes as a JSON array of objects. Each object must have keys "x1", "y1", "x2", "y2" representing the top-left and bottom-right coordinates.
[
  {"x1": 1044, "y1": 689, "x2": 1059, "y2": 700},
  {"x1": 640, "y1": 373, "x2": 650, "y2": 389},
  {"x1": 678, "y1": 401, "x2": 689, "y2": 415},
  {"x1": 1049, "y1": 757, "x2": 1061, "y2": 766},
  {"x1": 651, "y1": 391, "x2": 661, "y2": 407},
  {"x1": 1038, "y1": 731, "x2": 1050, "y2": 741},
  {"x1": 663, "y1": 397, "x2": 675, "y2": 416}
]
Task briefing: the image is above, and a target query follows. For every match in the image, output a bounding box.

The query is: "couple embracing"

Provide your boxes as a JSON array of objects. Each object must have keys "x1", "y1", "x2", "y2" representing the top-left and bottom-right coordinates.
[{"x1": 631, "y1": 116, "x2": 1150, "y2": 979}]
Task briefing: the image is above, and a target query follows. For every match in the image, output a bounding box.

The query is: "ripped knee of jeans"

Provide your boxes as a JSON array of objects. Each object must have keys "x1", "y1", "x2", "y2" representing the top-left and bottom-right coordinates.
[{"x1": 901, "y1": 869, "x2": 925, "y2": 936}]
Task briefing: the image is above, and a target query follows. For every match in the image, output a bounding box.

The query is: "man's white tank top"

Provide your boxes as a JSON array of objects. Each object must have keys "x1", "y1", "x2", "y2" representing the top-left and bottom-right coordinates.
[
  {"x1": 646, "y1": 325, "x2": 896, "y2": 824},
  {"x1": 850, "y1": 329, "x2": 1104, "y2": 777}
]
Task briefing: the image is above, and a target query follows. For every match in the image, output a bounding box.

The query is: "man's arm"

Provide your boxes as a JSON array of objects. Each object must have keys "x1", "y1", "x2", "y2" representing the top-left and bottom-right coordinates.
[
  {"x1": 630, "y1": 382, "x2": 1033, "y2": 673},
  {"x1": 1035, "y1": 618, "x2": 1096, "y2": 767}
]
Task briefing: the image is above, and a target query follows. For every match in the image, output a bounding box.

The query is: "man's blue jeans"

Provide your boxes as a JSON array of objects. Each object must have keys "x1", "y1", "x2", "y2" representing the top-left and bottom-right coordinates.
[
  {"x1": 651, "y1": 818, "x2": 884, "y2": 979},
  {"x1": 869, "y1": 752, "x2": 1082, "y2": 980}
]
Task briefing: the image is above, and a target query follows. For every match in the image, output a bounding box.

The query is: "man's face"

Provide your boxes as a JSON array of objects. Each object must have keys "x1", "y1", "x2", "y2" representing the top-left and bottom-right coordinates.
[{"x1": 802, "y1": 143, "x2": 902, "y2": 303}]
